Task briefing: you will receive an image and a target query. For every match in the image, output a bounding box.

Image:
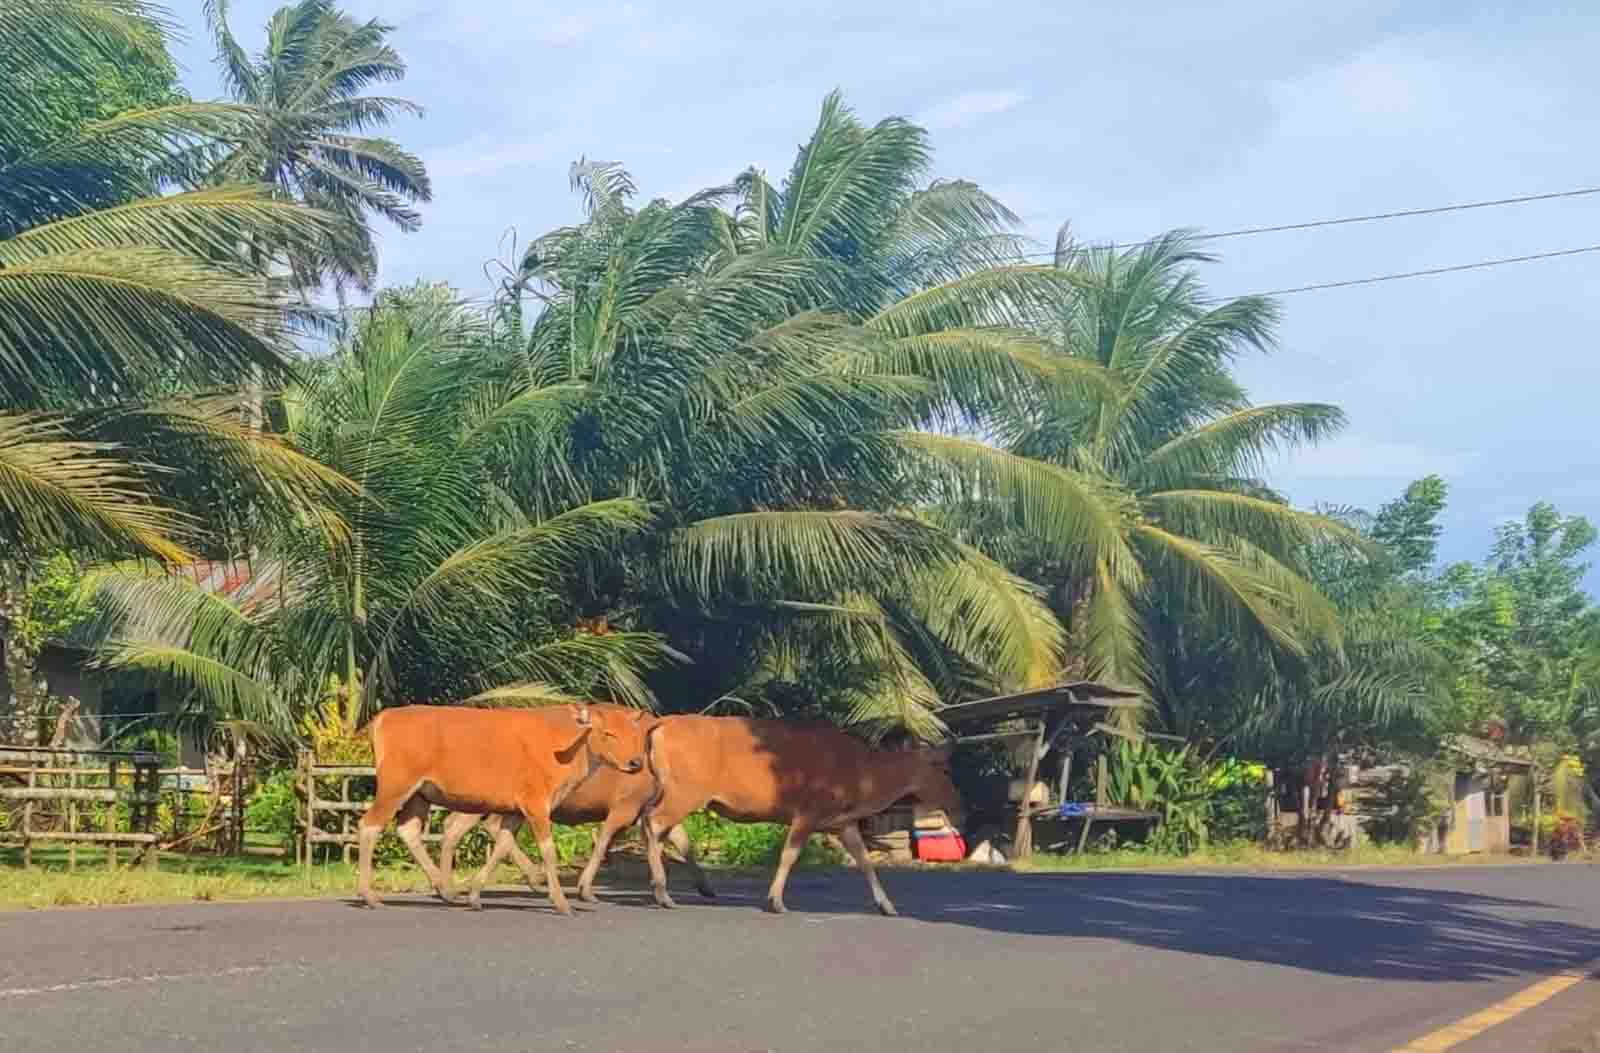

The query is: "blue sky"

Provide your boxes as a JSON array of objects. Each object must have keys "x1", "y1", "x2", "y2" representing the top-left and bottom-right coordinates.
[{"x1": 170, "y1": 2, "x2": 1600, "y2": 590}]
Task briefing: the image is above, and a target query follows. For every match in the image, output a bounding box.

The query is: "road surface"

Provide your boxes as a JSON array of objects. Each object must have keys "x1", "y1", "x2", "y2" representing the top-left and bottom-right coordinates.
[{"x1": 1, "y1": 863, "x2": 1596, "y2": 1052}]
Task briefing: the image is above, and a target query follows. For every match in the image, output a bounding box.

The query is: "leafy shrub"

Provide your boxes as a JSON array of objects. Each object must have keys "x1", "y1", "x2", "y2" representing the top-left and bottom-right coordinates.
[
  {"x1": 1545, "y1": 813, "x2": 1583, "y2": 859},
  {"x1": 682, "y1": 812, "x2": 842, "y2": 867},
  {"x1": 1210, "y1": 780, "x2": 1268, "y2": 843},
  {"x1": 245, "y1": 769, "x2": 299, "y2": 852},
  {"x1": 1106, "y1": 740, "x2": 1212, "y2": 854}
]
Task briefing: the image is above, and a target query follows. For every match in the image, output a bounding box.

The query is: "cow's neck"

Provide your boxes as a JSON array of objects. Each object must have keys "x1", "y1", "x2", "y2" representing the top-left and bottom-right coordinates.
[{"x1": 550, "y1": 748, "x2": 605, "y2": 813}]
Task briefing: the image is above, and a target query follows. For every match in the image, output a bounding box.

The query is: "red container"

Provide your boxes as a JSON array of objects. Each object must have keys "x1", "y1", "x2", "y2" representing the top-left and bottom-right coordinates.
[{"x1": 913, "y1": 831, "x2": 967, "y2": 862}]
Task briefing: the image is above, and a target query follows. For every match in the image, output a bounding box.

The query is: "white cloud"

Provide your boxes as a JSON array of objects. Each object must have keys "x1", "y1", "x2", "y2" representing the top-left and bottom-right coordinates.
[
  {"x1": 425, "y1": 139, "x2": 555, "y2": 184},
  {"x1": 1270, "y1": 434, "x2": 1474, "y2": 482},
  {"x1": 918, "y1": 90, "x2": 1027, "y2": 131}
]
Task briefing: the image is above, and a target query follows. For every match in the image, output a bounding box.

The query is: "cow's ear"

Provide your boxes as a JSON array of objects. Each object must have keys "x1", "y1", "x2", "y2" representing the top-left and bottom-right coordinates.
[
  {"x1": 572, "y1": 704, "x2": 592, "y2": 727},
  {"x1": 631, "y1": 709, "x2": 647, "y2": 724}
]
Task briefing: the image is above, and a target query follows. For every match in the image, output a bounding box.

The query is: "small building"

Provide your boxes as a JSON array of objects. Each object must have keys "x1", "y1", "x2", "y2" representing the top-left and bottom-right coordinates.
[
  {"x1": 1428, "y1": 736, "x2": 1532, "y2": 856},
  {"x1": 1, "y1": 559, "x2": 284, "y2": 763}
]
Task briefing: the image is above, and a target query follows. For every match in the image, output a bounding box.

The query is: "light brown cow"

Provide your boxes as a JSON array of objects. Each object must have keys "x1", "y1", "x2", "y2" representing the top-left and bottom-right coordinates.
[
  {"x1": 434, "y1": 736, "x2": 714, "y2": 908},
  {"x1": 356, "y1": 702, "x2": 649, "y2": 915},
  {"x1": 639, "y1": 716, "x2": 966, "y2": 916}
]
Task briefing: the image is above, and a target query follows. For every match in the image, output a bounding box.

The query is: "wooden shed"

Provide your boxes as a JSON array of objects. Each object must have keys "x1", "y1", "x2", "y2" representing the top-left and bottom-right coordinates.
[
  {"x1": 939, "y1": 681, "x2": 1148, "y2": 860},
  {"x1": 1436, "y1": 735, "x2": 1532, "y2": 856}
]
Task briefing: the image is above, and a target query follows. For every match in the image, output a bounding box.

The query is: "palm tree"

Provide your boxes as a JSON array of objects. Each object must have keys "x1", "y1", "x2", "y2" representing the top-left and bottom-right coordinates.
[
  {"x1": 0, "y1": 0, "x2": 340, "y2": 738},
  {"x1": 928, "y1": 232, "x2": 1358, "y2": 702},
  {"x1": 487, "y1": 157, "x2": 1069, "y2": 738},
  {"x1": 201, "y1": 0, "x2": 430, "y2": 294},
  {"x1": 88, "y1": 289, "x2": 676, "y2": 737}
]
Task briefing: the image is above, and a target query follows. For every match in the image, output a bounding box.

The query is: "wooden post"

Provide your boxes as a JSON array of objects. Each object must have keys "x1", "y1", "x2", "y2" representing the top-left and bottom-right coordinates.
[
  {"x1": 1096, "y1": 754, "x2": 1109, "y2": 808},
  {"x1": 21, "y1": 763, "x2": 34, "y2": 868},
  {"x1": 1532, "y1": 761, "x2": 1541, "y2": 858},
  {"x1": 233, "y1": 741, "x2": 246, "y2": 856},
  {"x1": 1264, "y1": 769, "x2": 1276, "y2": 844},
  {"x1": 1011, "y1": 722, "x2": 1045, "y2": 861},
  {"x1": 1058, "y1": 750, "x2": 1072, "y2": 807},
  {"x1": 67, "y1": 767, "x2": 77, "y2": 872},
  {"x1": 107, "y1": 758, "x2": 119, "y2": 871},
  {"x1": 301, "y1": 752, "x2": 313, "y2": 878},
  {"x1": 341, "y1": 774, "x2": 352, "y2": 866}
]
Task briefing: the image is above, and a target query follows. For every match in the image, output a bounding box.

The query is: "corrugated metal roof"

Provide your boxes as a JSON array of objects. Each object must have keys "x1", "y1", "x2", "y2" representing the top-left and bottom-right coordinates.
[{"x1": 939, "y1": 681, "x2": 1146, "y2": 730}]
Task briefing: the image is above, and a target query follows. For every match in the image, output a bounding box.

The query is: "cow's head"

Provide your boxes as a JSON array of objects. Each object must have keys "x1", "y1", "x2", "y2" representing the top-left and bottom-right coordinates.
[
  {"x1": 571, "y1": 704, "x2": 649, "y2": 774},
  {"x1": 906, "y1": 742, "x2": 966, "y2": 830}
]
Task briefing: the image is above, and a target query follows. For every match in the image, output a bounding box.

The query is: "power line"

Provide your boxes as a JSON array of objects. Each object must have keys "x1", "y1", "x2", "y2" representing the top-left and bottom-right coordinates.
[
  {"x1": 1208, "y1": 243, "x2": 1600, "y2": 301},
  {"x1": 1099, "y1": 183, "x2": 1600, "y2": 253},
  {"x1": 306, "y1": 183, "x2": 1600, "y2": 317}
]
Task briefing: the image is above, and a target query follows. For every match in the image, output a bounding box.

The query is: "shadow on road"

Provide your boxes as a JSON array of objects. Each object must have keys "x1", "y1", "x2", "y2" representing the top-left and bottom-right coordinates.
[{"x1": 905, "y1": 870, "x2": 1598, "y2": 984}]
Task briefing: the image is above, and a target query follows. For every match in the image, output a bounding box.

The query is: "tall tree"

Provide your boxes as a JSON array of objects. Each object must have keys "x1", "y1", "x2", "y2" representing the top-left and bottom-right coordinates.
[
  {"x1": 497, "y1": 157, "x2": 1069, "y2": 736},
  {"x1": 202, "y1": 0, "x2": 431, "y2": 294},
  {"x1": 0, "y1": 0, "x2": 337, "y2": 738},
  {"x1": 935, "y1": 233, "x2": 1354, "y2": 704},
  {"x1": 1440, "y1": 502, "x2": 1599, "y2": 744},
  {"x1": 88, "y1": 288, "x2": 675, "y2": 736}
]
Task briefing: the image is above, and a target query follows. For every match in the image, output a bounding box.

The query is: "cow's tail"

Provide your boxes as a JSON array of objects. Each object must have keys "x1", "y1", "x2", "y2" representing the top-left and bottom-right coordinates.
[
  {"x1": 641, "y1": 720, "x2": 671, "y2": 821},
  {"x1": 355, "y1": 708, "x2": 388, "y2": 771}
]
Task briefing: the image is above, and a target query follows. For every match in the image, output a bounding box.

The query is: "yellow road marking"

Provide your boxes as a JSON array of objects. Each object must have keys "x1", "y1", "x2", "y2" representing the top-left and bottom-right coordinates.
[{"x1": 1392, "y1": 971, "x2": 1588, "y2": 1051}]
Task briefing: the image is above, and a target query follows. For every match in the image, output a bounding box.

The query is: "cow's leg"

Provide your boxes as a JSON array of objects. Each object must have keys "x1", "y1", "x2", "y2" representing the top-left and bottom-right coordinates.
[
  {"x1": 840, "y1": 821, "x2": 897, "y2": 917},
  {"x1": 492, "y1": 813, "x2": 547, "y2": 892},
  {"x1": 436, "y1": 811, "x2": 483, "y2": 904},
  {"x1": 464, "y1": 815, "x2": 521, "y2": 911},
  {"x1": 642, "y1": 796, "x2": 699, "y2": 910},
  {"x1": 521, "y1": 807, "x2": 574, "y2": 917},
  {"x1": 355, "y1": 781, "x2": 418, "y2": 909},
  {"x1": 764, "y1": 819, "x2": 815, "y2": 915},
  {"x1": 394, "y1": 795, "x2": 448, "y2": 899},
  {"x1": 575, "y1": 810, "x2": 633, "y2": 904},
  {"x1": 666, "y1": 824, "x2": 716, "y2": 899}
]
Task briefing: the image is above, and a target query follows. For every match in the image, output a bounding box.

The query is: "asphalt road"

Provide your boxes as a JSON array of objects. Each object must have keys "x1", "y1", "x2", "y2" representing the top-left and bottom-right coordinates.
[{"x1": 2, "y1": 863, "x2": 1597, "y2": 1052}]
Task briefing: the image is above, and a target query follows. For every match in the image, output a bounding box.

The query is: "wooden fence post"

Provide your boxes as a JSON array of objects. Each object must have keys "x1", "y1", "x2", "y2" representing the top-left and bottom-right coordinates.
[
  {"x1": 1531, "y1": 761, "x2": 1540, "y2": 858},
  {"x1": 21, "y1": 762, "x2": 34, "y2": 868},
  {"x1": 301, "y1": 751, "x2": 313, "y2": 879},
  {"x1": 67, "y1": 767, "x2": 77, "y2": 872}
]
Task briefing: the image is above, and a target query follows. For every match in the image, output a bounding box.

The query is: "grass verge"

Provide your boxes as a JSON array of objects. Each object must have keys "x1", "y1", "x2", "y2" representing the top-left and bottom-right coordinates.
[{"x1": 0, "y1": 841, "x2": 1572, "y2": 910}]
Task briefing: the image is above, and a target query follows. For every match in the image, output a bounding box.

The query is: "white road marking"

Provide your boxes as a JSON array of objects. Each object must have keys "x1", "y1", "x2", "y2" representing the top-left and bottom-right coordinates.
[{"x1": 0, "y1": 964, "x2": 270, "y2": 1000}]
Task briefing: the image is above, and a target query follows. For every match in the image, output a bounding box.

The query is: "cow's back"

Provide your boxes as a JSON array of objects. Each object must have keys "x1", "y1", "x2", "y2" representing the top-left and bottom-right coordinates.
[
  {"x1": 650, "y1": 716, "x2": 875, "y2": 824},
  {"x1": 371, "y1": 705, "x2": 578, "y2": 812}
]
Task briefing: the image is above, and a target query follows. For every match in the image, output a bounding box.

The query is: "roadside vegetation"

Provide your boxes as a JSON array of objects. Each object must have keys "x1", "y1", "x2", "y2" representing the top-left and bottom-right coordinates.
[{"x1": 2, "y1": 0, "x2": 1597, "y2": 906}]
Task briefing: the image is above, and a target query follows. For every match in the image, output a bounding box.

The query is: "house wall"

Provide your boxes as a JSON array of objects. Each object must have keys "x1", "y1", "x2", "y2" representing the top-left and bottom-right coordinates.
[
  {"x1": 0, "y1": 643, "x2": 103, "y2": 748},
  {"x1": 1444, "y1": 771, "x2": 1514, "y2": 855}
]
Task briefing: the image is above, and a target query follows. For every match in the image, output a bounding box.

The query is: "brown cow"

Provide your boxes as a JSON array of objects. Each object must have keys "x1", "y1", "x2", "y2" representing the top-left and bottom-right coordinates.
[
  {"x1": 434, "y1": 738, "x2": 714, "y2": 908},
  {"x1": 356, "y1": 702, "x2": 649, "y2": 915},
  {"x1": 639, "y1": 716, "x2": 966, "y2": 916}
]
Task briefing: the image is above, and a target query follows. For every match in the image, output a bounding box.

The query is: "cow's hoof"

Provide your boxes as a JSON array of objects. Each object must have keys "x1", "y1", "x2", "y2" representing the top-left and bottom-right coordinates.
[
  {"x1": 698, "y1": 885, "x2": 718, "y2": 900},
  {"x1": 578, "y1": 887, "x2": 599, "y2": 904},
  {"x1": 553, "y1": 903, "x2": 575, "y2": 917},
  {"x1": 358, "y1": 895, "x2": 382, "y2": 910},
  {"x1": 654, "y1": 889, "x2": 678, "y2": 910},
  {"x1": 467, "y1": 896, "x2": 483, "y2": 912},
  {"x1": 876, "y1": 901, "x2": 899, "y2": 917},
  {"x1": 764, "y1": 897, "x2": 787, "y2": 915},
  {"x1": 435, "y1": 889, "x2": 459, "y2": 905}
]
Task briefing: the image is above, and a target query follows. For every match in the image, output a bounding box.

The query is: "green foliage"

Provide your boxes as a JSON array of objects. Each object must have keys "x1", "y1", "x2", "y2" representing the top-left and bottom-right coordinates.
[
  {"x1": 244, "y1": 768, "x2": 298, "y2": 852},
  {"x1": 8, "y1": 552, "x2": 92, "y2": 653},
  {"x1": 1438, "y1": 502, "x2": 1599, "y2": 746},
  {"x1": 681, "y1": 812, "x2": 843, "y2": 867},
  {"x1": 202, "y1": 0, "x2": 431, "y2": 293},
  {"x1": 1105, "y1": 739, "x2": 1213, "y2": 854},
  {"x1": 0, "y1": 0, "x2": 336, "y2": 565}
]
